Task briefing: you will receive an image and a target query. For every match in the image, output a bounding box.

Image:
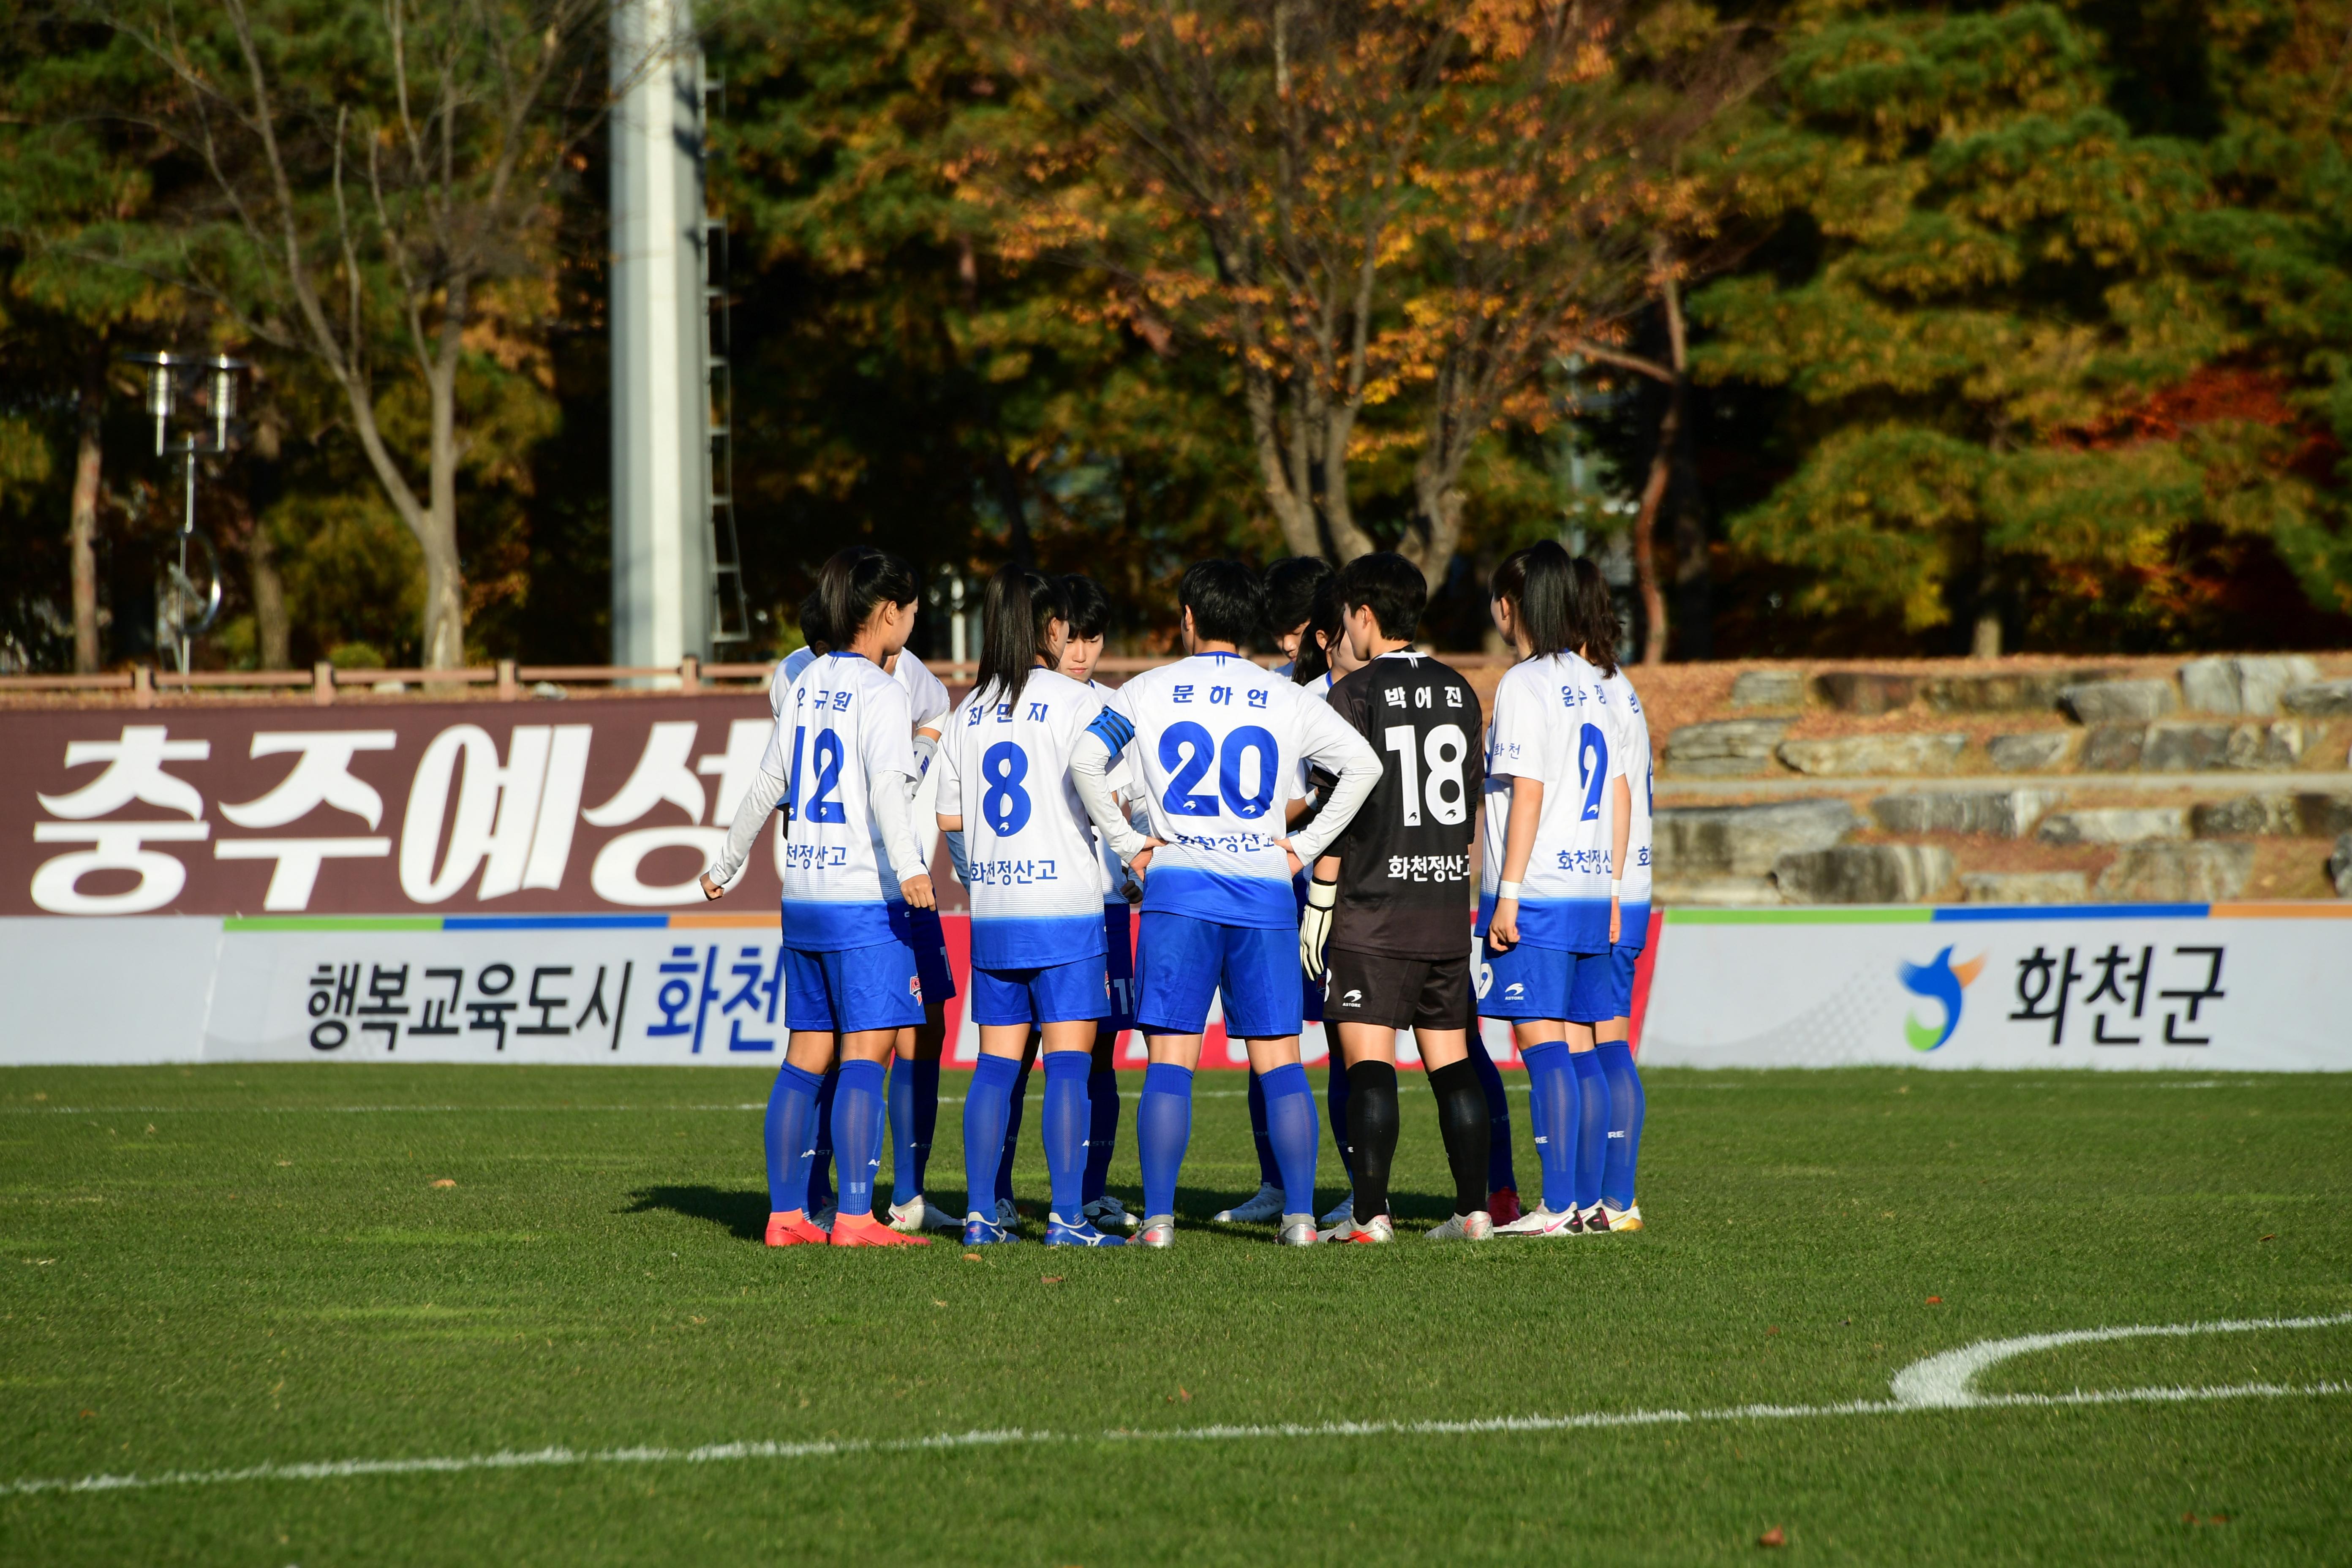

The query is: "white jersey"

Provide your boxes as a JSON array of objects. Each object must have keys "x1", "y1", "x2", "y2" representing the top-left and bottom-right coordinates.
[
  {"x1": 768, "y1": 652, "x2": 919, "y2": 951},
  {"x1": 782, "y1": 648, "x2": 949, "y2": 735},
  {"x1": 1086, "y1": 678, "x2": 1134, "y2": 902},
  {"x1": 1478, "y1": 652, "x2": 1625, "y2": 953},
  {"x1": 1604, "y1": 668, "x2": 1654, "y2": 919},
  {"x1": 938, "y1": 668, "x2": 1109, "y2": 971},
  {"x1": 1087, "y1": 651, "x2": 1375, "y2": 930}
]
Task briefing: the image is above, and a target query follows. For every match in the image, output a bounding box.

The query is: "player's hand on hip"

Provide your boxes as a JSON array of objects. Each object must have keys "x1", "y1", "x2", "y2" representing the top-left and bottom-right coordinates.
[
  {"x1": 1489, "y1": 898, "x2": 1519, "y2": 952},
  {"x1": 700, "y1": 871, "x2": 727, "y2": 901},
  {"x1": 1131, "y1": 839, "x2": 1165, "y2": 878},
  {"x1": 901, "y1": 873, "x2": 936, "y2": 910},
  {"x1": 1300, "y1": 877, "x2": 1337, "y2": 979},
  {"x1": 1280, "y1": 840, "x2": 1304, "y2": 879}
]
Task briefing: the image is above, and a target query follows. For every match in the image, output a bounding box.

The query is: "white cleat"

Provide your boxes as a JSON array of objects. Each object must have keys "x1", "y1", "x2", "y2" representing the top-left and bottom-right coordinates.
[
  {"x1": 1138, "y1": 1217, "x2": 1176, "y2": 1249},
  {"x1": 1577, "y1": 1204, "x2": 1615, "y2": 1236},
  {"x1": 886, "y1": 1195, "x2": 962, "y2": 1234},
  {"x1": 1338, "y1": 1214, "x2": 1394, "y2": 1244},
  {"x1": 1213, "y1": 1183, "x2": 1285, "y2": 1224},
  {"x1": 1277, "y1": 1218, "x2": 1319, "y2": 1247},
  {"x1": 1083, "y1": 1195, "x2": 1140, "y2": 1232},
  {"x1": 1319, "y1": 1192, "x2": 1357, "y2": 1228},
  {"x1": 1424, "y1": 1211, "x2": 1495, "y2": 1242},
  {"x1": 1316, "y1": 1209, "x2": 1389, "y2": 1244},
  {"x1": 1494, "y1": 1206, "x2": 1579, "y2": 1238}
]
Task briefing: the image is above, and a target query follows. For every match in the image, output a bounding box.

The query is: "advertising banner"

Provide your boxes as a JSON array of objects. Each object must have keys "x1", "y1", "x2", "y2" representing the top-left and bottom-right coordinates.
[{"x1": 1640, "y1": 904, "x2": 2352, "y2": 1072}]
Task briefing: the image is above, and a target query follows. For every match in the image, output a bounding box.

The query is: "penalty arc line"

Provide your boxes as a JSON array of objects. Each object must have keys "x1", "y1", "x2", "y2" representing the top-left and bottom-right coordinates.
[{"x1": 5, "y1": 1376, "x2": 2346, "y2": 1501}]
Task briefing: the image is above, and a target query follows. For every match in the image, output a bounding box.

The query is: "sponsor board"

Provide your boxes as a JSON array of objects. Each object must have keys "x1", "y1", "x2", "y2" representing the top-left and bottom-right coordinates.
[{"x1": 1640, "y1": 904, "x2": 2352, "y2": 1071}]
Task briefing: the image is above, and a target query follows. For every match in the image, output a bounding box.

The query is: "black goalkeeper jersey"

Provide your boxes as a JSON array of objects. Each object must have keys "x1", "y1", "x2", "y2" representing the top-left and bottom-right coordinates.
[{"x1": 1318, "y1": 652, "x2": 1484, "y2": 960}]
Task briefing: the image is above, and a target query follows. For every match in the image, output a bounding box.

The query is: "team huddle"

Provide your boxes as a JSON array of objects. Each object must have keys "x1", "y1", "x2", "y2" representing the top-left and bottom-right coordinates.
[{"x1": 702, "y1": 541, "x2": 1652, "y2": 1249}]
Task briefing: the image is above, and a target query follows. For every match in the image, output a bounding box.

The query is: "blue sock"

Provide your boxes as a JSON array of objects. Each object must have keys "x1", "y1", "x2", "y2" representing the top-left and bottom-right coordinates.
[
  {"x1": 963, "y1": 1054, "x2": 1021, "y2": 1222},
  {"x1": 830, "y1": 1059, "x2": 887, "y2": 1219},
  {"x1": 1326, "y1": 1062, "x2": 1355, "y2": 1185},
  {"x1": 1596, "y1": 1042, "x2": 1644, "y2": 1209},
  {"x1": 808, "y1": 1067, "x2": 839, "y2": 1211},
  {"x1": 1258, "y1": 1061, "x2": 1320, "y2": 1220},
  {"x1": 1572, "y1": 1050, "x2": 1608, "y2": 1211},
  {"x1": 911, "y1": 1057, "x2": 939, "y2": 1193},
  {"x1": 1521, "y1": 1042, "x2": 1577, "y2": 1215},
  {"x1": 1246, "y1": 1069, "x2": 1280, "y2": 1188},
  {"x1": 1083, "y1": 1066, "x2": 1119, "y2": 1204},
  {"x1": 763, "y1": 1062, "x2": 823, "y2": 1213},
  {"x1": 996, "y1": 1056, "x2": 1033, "y2": 1207},
  {"x1": 1138, "y1": 1062, "x2": 1194, "y2": 1220},
  {"x1": 887, "y1": 1058, "x2": 918, "y2": 1206},
  {"x1": 1468, "y1": 1033, "x2": 1517, "y2": 1195},
  {"x1": 1043, "y1": 1052, "x2": 1092, "y2": 1220}
]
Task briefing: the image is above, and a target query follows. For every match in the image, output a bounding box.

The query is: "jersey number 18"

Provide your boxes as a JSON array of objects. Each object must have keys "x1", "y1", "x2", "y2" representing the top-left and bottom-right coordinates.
[{"x1": 1381, "y1": 722, "x2": 1470, "y2": 826}]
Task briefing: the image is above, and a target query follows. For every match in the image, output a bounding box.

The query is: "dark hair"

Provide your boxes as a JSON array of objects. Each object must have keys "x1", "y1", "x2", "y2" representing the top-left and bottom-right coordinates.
[
  {"x1": 1264, "y1": 555, "x2": 1335, "y2": 637},
  {"x1": 795, "y1": 591, "x2": 832, "y2": 657},
  {"x1": 1489, "y1": 542, "x2": 1576, "y2": 659},
  {"x1": 817, "y1": 547, "x2": 918, "y2": 652},
  {"x1": 1179, "y1": 559, "x2": 1268, "y2": 648},
  {"x1": 1059, "y1": 573, "x2": 1112, "y2": 641},
  {"x1": 976, "y1": 566, "x2": 1069, "y2": 710},
  {"x1": 1568, "y1": 555, "x2": 1621, "y2": 678},
  {"x1": 1292, "y1": 577, "x2": 1346, "y2": 685},
  {"x1": 1336, "y1": 552, "x2": 1427, "y2": 645}
]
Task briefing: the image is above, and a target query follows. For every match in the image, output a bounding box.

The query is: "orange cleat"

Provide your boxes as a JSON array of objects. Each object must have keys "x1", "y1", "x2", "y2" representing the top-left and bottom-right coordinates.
[
  {"x1": 1488, "y1": 1187, "x2": 1523, "y2": 1225},
  {"x1": 766, "y1": 1211, "x2": 829, "y2": 1247},
  {"x1": 829, "y1": 1212, "x2": 934, "y2": 1247}
]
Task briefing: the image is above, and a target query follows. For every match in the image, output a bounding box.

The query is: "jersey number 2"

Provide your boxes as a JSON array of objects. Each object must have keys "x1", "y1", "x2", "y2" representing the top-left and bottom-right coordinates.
[{"x1": 1577, "y1": 723, "x2": 1609, "y2": 822}]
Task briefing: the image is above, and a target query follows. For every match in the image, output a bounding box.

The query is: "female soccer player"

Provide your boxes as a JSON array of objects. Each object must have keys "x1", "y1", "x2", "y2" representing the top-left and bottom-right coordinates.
[
  {"x1": 881, "y1": 633, "x2": 963, "y2": 1234},
  {"x1": 1477, "y1": 542, "x2": 1629, "y2": 1239},
  {"x1": 938, "y1": 567, "x2": 1125, "y2": 1247},
  {"x1": 703, "y1": 547, "x2": 938, "y2": 1248},
  {"x1": 1570, "y1": 557, "x2": 1649, "y2": 1233}
]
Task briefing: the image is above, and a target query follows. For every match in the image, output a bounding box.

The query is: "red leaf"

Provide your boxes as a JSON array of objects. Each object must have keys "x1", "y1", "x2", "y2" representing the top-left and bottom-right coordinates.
[
  {"x1": 1757, "y1": 1526, "x2": 1786, "y2": 1548},
  {"x1": 1925, "y1": 1296, "x2": 1943, "y2": 1304}
]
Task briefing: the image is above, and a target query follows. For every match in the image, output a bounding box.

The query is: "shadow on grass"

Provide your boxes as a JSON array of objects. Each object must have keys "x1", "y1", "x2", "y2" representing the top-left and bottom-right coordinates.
[{"x1": 624, "y1": 1185, "x2": 770, "y2": 1243}]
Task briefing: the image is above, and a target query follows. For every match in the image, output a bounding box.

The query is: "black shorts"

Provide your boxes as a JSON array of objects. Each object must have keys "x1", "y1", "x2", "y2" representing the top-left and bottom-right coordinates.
[{"x1": 1322, "y1": 948, "x2": 1472, "y2": 1032}]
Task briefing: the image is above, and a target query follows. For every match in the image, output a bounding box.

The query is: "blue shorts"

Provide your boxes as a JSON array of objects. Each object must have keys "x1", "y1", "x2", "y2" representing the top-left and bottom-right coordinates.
[
  {"x1": 904, "y1": 904, "x2": 957, "y2": 1008},
  {"x1": 1476, "y1": 938, "x2": 1615, "y2": 1024},
  {"x1": 784, "y1": 941, "x2": 926, "y2": 1034},
  {"x1": 1598, "y1": 942, "x2": 1639, "y2": 1021},
  {"x1": 1135, "y1": 913, "x2": 1302, "y2": 1040},
  {"x1": 1103, "y1": 902, "x2": 1136, "y2": 1033},
  {"x1": 971, "y1": 955, "x2": 1111, "y2": 1027}
]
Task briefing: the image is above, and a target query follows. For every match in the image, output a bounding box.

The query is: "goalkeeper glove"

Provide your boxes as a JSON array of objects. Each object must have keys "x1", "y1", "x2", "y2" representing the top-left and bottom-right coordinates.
[{"x1": 1299, "y1": 876, "x2": 1338, "y2": 980}]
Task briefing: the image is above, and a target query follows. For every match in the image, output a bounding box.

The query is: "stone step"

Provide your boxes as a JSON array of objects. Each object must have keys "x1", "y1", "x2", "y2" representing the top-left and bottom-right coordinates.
[
  {"x1": 2181, "y1": 656, "x2": 2319, "y2": 715},
  {"x1": 1775, "y1": 844, "x2": 1955, "y2": 904},
  {"x1": 2035, "y1": 807, "x2": 2189, "y2": 845},
  {"x1": 1777, "y1": 732, "x2": 1966, "y2": 777},
  {"x1": 2187, "y1": 791, "x2": 2352, "y2": 838},
  {"x1": 2061, "y1": 678, "x2": 2179, "y2": 724},
  {"x1": 1960, "y1": 870, "x2": 2090, "y2": 904},
  {"x1": 2285, "y1": 680, "x2": 2352, "y2": 717},
  {"x1": 1653, "y1": 798, "x2": 1859, "y2": 879},
  {"x1": 1729, "y1": 669, "x2": 1802, "y2": 710},
  {"x1": 1661, "y1": 718, "x2": 1788, "y2": 776},
  {"x1": 1984, "y1": 731, "x2": 2077, "y2": 771},
  {"x1": 2094, "y1": 842, "x2": 2255, "y2": 900},
  {"x1": 2080, "y1": 720, "x2": 2304, "y2": 773},
  {"x1": 1868, "y1": 788, "x2": 2062, "y2": 838}
]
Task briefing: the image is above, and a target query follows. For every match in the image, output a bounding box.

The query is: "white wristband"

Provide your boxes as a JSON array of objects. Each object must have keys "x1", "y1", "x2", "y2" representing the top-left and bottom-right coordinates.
[
  {"x1": 1497, "y1": 879, "x2": 1522, "y2": 900},
  {"x1": 1610, "y1": 879, "x2": 1622, "y2": 898}
]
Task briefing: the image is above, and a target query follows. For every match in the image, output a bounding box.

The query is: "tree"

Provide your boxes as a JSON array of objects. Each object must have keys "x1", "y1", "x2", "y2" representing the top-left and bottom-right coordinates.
[
  {"x1": 1688, "y1": 2, "x2": 2348, "y2": 652},
  {"x1": 966, "y1": 0, "x2": 1754, "y2": 576},
  {"x1": 58, "y1": 0, "x2": 613, "y2": 667}
]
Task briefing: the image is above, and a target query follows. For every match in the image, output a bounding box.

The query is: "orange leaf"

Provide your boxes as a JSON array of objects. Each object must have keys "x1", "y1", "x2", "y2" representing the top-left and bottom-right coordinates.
[{"x1": 1757, "y1": 1526, "x2": 1786, "y2": 1548}]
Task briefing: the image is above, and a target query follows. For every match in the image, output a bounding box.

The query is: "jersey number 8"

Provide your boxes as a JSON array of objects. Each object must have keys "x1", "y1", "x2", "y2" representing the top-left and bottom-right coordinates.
[
  {"x1": 1380, "y1": 722, "x2": 1470, "y2": 826},
  {"x1": 980, "y1": 740, "x2": 1033, "y2": 836}
]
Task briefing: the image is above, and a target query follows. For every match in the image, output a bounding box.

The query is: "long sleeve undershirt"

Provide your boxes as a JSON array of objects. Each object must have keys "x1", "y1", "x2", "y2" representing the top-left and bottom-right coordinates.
[
  {"x1": 1287, "y1": 735, "x2": 1379, "y2": 864},
  {"x1": 1071, "y1": 732, "x2": 1148, "y2": 866},
  {"x1": 708, "y1": 768, "x2": 787, "y2": 887},
  {"x1": 869, "y1": 772, "x2": 930, "y2": 888}
]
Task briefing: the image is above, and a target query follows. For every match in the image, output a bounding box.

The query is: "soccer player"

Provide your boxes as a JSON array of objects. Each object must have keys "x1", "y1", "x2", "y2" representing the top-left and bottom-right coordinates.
[
  {"x1": 703, "y1": 547, "x2": 938, "y2": 1248},
  {"x1": 1571, "y1": 557, "x2": 1649, "y2": 1233},
  {"x1": 882, "y1": 628, "x2": 962, "y2": 1233},
  {"x1": 936, "y1": 567, "x2": 1125, "y2": 1247},
  {"x1": 1214, "y1": 555, "x2": 1337, "y2": 1227},
  {"x1": 1476, "y1": 542, "x2": 1630, "y2": 1239},
  {"x1": 1072, "y1": 560, "x2": 1380, "y2": 1248},
  {"x1": 1298, "y1": 553, "x2": 1495, "y2": 1242}
]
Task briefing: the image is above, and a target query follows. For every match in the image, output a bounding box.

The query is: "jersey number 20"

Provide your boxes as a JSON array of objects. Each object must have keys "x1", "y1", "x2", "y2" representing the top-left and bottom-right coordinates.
[
  {"x1": 1158, "y1": 721, "x2": 1278, "y2": 819},
  {"x1": 1381, "y1": 722, "x2": 1470, "y2": 826}
]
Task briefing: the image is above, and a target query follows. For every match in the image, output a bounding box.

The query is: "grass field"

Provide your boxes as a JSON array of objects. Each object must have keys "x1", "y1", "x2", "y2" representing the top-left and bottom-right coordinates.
[{"x1": 2, "y1": 1063, "x2": 2348, "y2": 1565}]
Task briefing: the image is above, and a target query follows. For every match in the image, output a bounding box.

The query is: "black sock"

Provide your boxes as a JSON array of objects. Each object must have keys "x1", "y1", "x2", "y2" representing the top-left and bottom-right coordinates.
[
  {"x1": 1428, "y1": 1059, "x2": 1493, "y2": 1218},
  {"x1": 1345, "y1": 1061, "x2": 1399, "y2": 1225}
]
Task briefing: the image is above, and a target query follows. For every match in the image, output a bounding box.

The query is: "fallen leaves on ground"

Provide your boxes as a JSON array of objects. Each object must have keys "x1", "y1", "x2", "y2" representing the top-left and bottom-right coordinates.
[{"x1": 1757, "y1": 1526, "x2": 1786, "y2": 1548}]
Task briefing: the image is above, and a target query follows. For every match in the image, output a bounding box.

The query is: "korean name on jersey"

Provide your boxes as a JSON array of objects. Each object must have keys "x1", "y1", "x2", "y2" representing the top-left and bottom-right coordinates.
[
  {"x1": 766, "y1": 653, "x2": 919, "y2": 951},
  {"x1": 1322, "y1": 653, "x2": 1485, "y2": 960},
  {"x1": 1477, "y1": 651, "x2": 1628, "y2": 953},
  {"x1": 937, "y1": 668, "x2": 1110, "y2": 970},
  {"x1": 1088, "y1": 652, "x2": 1368, "y2": 929}
]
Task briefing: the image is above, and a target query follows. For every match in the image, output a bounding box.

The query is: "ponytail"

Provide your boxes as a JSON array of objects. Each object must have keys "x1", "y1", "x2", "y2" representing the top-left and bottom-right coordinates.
[
  {"x1": 1568, "y1": 555, "x2": 1622, "y2": 677},
  {"x1": 975, "y1": 565, "x2": 1069, "y2": 711},
  {"x1": 1292, "y1": 577, "x2": 1345, "y2": 686},
  {"x1": 1490, "y1": 542, "x2": 1576, "y2": 660},
  {"x1": 817, "y1": 547, "x2": 918, "y2": 653}
]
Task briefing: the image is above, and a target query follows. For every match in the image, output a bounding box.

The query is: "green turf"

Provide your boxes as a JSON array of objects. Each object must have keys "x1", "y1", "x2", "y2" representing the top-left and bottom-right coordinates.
[{"x1": 1, "y1": 1064, "x2": 2347, "y2": 1565}]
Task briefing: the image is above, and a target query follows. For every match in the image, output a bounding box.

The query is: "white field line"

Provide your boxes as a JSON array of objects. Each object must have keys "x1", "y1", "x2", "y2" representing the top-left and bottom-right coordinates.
[
  {"x1": 5, "y1": 1314, "x2": 2346, "y2": 1501},
  {"x1": 3, "y1": 1092, "x2": 1267, "y2": 1116}
]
